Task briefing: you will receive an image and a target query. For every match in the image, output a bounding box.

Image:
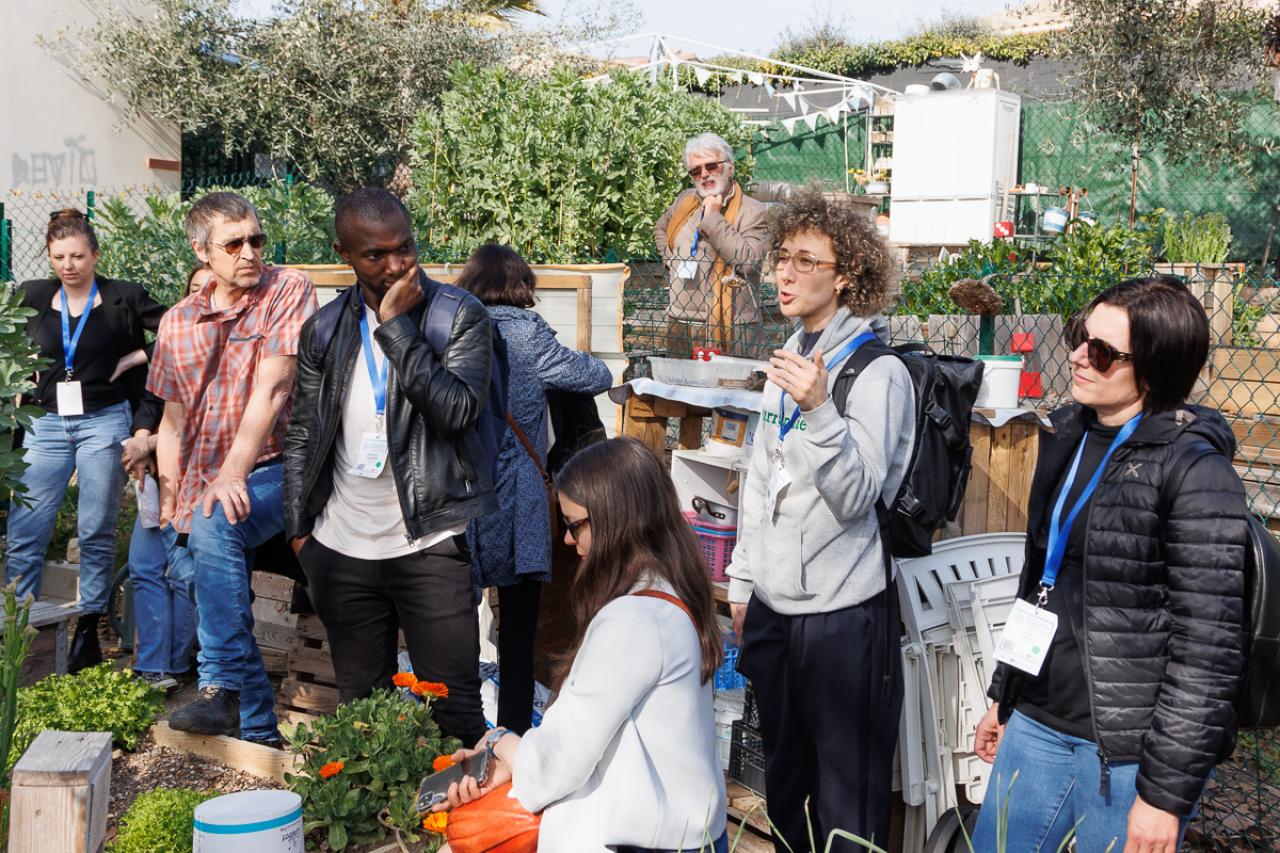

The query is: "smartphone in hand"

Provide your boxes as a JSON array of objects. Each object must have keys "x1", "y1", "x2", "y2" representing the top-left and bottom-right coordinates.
[{"x1": 415, "y1": 749, "x2": 491, "y2": 813}]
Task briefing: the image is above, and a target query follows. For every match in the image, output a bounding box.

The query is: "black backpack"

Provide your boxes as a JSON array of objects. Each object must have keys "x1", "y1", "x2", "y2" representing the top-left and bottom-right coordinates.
[
  {"x1": 310, "y1": 272, "x2": 509, "y2": 482},
  {"x1": 832, "y1": 341, "x2": 985, "y2": 558},
  {"x1": 1166, "y1": 441, "x2": 1280, "y2": 730}
]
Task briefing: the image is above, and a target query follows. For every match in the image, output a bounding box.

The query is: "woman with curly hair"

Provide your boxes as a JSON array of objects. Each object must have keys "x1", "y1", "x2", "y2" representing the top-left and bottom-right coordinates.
[{"x1": 726, "y1": 189, "x2": 914, "y2": 850}]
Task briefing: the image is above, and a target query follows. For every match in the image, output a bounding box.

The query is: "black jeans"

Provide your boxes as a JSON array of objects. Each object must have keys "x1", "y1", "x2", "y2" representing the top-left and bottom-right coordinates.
[
  {"x1": 738, "y1": 592, "x2": 903, "y2": 853},
  {"x1": 496, "y1": 578, "x2": 542, "y2": 733},
  {"x1": 300, "y1": 535, "x2": 486, "y2": 746}
]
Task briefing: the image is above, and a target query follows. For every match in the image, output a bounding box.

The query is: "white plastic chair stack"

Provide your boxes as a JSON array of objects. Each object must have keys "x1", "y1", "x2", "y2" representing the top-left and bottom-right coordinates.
[{"x1": 894, "y1": 532, "x2": 1026, "y2": 847}]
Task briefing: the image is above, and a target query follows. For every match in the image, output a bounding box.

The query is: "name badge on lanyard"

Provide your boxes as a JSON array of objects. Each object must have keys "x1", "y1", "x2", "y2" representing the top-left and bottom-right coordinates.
[
  {"x1": 764, "y1": 330, "x2": 878, "y2": 520},
  {"x1": 675, "y1": 223, "x2": 702, "y2": 281},
  {"x1": 349, "y1": 291, "x2": 390, "y2": 479},
  {"x1": 994, "y1": 413, "x2": 1142, "y2": 676},
  {"x1": 57, "y1": 280, "x2": 98, "y2": 417}
]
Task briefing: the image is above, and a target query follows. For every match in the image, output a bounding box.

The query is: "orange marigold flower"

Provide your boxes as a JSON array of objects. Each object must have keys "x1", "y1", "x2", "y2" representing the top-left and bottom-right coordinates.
[
  {"x1": 411, "y1": 680, "x2": 449, "y2": 699},
  {"x1": 318, "y1": 760, "x2": 345, "y2": 780},
  {"x1": 392, "y1": 672, "x2": 418, "y2": 688},
  {"x1": 422, "y1": 811, "x2": 448, "y2": 833},
  {"x1": 432, "y1": 754, "x2": 455, "y2": 773}
]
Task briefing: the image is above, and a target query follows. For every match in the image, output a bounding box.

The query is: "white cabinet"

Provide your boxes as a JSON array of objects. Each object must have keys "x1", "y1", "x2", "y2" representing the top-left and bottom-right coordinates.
[
  {"x1": 888, "y1": 90, "x2": 1022, "y2": 245},
  {"x1": 670, "y1": 449, "x2": 749, "y2": 517}
]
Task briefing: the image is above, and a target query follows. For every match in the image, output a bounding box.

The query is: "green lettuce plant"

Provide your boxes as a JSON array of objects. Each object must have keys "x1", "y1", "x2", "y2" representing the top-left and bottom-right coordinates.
[
  {"x1": 108, "y1": 788, "x2": 216, "y2": 853},
  {"x1": 1163, "y1": 211, "x2": 1233, "y2": 264}
]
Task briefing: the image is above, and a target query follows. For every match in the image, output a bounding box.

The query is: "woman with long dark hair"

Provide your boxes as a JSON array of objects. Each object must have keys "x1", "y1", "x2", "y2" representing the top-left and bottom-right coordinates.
[
  {"x1": 973, "y1": 277, "x2": 1250, "y2": 851},
  {"x1": 8, "y1": 209, "x2": 166, "y2": 671},
  {"x1": 433, "y1": 437, "x2": 728, "y2": 852},
  {"x1": 454, "y1": 243, "x2": 612, "y2": 733}
]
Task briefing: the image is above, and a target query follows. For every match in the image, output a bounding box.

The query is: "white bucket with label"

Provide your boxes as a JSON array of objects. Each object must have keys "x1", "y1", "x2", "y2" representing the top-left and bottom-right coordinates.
[
  {"x1": 1043, "y1": 207, "x2": 1070, "y2": 233},
  {"x1": 974, "y1": 356, "x2": 1023, "y2": 409},
  {"x1": 193, "y1": 790, "x2": 304, "y2": 853}
]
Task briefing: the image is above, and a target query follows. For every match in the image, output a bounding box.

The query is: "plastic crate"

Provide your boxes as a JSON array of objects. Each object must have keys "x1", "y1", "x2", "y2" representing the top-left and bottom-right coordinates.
[
  {"x1": 714, "y1": 641, "x2": 747, "y2": 691},
  {"x1": 728, "y1": 719, "x2": 767, "y2": 796},
  {"x1": 742, "y1": 682, "x2": 761, "y2": 729},
  {"x1": 682, "y1": 511, "x2": 736, "y2": 581}
]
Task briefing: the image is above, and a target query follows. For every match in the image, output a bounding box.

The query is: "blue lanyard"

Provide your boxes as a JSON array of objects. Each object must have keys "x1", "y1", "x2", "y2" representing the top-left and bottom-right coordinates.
[
  {"x1": 60, "y1": 280, "x2": 99, "y2": 378},
  {"x1": 777, "y1": 331, "x2": 878, "y2": 444},
  {"x1": 1041, "y1": 414, "x2": 1142, "y2": 595},
  {"x1": 690, "y1": 215, "x2": 703, "y2": 258},
  {"x1": 355, "y1": 289, "x2": 389, "y2": 419}
]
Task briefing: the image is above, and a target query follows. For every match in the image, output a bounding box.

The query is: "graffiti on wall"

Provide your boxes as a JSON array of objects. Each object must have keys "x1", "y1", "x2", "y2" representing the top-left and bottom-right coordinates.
[{"x1": 11, "y1": 136, "x2": 98, "y2": 187}]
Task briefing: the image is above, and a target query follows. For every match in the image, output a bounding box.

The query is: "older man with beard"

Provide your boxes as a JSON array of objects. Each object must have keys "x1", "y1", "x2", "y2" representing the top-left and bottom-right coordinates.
[{"x1": 654, "y1": 133, "x2": 768, "y2": 357}]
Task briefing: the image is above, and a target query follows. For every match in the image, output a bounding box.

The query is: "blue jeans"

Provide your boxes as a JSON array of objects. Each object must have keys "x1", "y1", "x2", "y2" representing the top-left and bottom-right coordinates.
[
  {"x1": 974, "y1": 710, "x2": 1199, "y2": 851},
  {"x1": 188, "y1": 463, "x2": 283, "y2": 741},
  {"x1": 5, "y1": 401, "x2": 132, "y2": 612},
  {"x1": 129, "y1": 517, "x2": 196, "y2": 675}
]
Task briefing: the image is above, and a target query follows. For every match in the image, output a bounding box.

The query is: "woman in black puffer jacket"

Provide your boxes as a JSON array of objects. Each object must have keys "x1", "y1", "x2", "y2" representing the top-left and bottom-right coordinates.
[{"x1": 972, "y1": 276, "x2": 1249, "y2": 853}]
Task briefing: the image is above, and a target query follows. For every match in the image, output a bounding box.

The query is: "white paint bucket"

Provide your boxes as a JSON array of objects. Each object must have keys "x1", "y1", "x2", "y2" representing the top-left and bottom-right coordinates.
[
  {"x1": 974, "y1": 356, "x2": 1023, "y2": 409},
  {"x1": 1043, "y1": 207, "x2": 1070, "y2": 233},
  {"x1": 193, "y1": 790, "x2": 304, "y2": 853}
]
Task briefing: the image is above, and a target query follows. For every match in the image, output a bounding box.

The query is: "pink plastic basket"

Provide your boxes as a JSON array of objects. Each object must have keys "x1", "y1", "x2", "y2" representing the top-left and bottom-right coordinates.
[{"x1": 683, "y1": 511, "x2": 737, "y2": 581}]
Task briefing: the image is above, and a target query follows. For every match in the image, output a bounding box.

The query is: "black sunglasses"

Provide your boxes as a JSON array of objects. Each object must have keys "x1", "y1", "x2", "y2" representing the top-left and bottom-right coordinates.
[
  {"x1": 687, "y1": 160, "x2": 726, "y2": 180},
  {"x1": 563, "y1": 514, "x2": 591, "y2": 541},
  {"x1": 1068, "y1": 317, "x2": 1133, "y2": 372},
  {"x1": 212, "y1": 233, "x2": 268, "y2": 256}
]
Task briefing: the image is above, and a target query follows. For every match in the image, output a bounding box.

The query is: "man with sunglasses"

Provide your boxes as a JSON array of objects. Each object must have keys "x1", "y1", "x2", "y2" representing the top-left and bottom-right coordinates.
[
  {"x1": 654, "y1": 133, "x2": 768, "y2": 356},
  {"x1": 150, "y1": 191, "x2": 317, "y2": 744}
]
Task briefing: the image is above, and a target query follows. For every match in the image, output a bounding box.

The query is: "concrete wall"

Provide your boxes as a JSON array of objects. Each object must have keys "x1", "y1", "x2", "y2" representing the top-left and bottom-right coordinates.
[{"x1": 1, "y1": 0, "x2": 180, "y2": 194}]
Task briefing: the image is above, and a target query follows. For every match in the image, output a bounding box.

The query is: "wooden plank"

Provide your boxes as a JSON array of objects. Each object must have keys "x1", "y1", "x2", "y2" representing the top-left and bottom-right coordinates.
[
  {"x1": 278, "y1": 678, "x2": 340, "y2": 714},
  {"x1": 1213, "y1": 348, "x2": 1280, "y2": 383},
  {"x1": 986, "y1": 425, "x2": 1015, "y2": 533},
  {"x1": 1228, "y1": 415, "x2": 1280, "y2": 448},
  {"x1": 252, "y1": 621, "x2": 299, "y2": 654},
  {"x1": 726, "y1": 782, "x2": 772, "y2": 836},
  {"x1": 251, "y1": 597, "x2": 297, "y2": 631},
  {"x1": 678, "y1": 416, "x2": 704, "y2": 451},
  {"x1": 576, "y1": 286, "x2": 592, "y2": 352},
  {"x1": 40, "y1": 561, "x2": 80, "y2": 603},
  {"x1": 150, "y1": 721, "x2": 296, "y2": 784},
  {"x1": 962, "y1": 424, "x2": 992, "y2": 537},
  {"x1": 27, "y1": 600, "x2": 84, "y2": 629},
  {"x1": 1005, "y1": 424, "x2": 1039, "y2": 533},
  {"x1": 251, "y1": 571, "x2": 295, "y2": 603},
  {"x1": 9, "y1": 731, "x2": 111, "y2": 853},
  {"x1": 1205, "y1": 378, "x2": 1280, "y2": 418},
  {"x1": 260, "y1": 648, "x2": 289, "y2": 676},
  {"x1": 294, "y1": 614, "x2": 329, "y2": 642},
  {"x1": 288, "y1": 645, "x2": 337, "y2": 684},
  {"x1": 21, "y1": 631, "x2": 55, "y2": 687},
  {"x1": 276, "y1": 708, "x2": 320, "y2": 728}
]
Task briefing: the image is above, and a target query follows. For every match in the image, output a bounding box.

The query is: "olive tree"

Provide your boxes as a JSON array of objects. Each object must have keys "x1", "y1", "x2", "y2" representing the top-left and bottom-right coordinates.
[{"x1": 1057, "y1": 0, "x2": 1270, "y2": 223}]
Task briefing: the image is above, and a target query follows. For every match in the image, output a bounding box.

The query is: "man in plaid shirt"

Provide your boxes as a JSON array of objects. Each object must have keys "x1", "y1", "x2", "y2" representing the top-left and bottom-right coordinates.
[{"x1": 150, "y1": 191, "x2": 317, "y2": 743}]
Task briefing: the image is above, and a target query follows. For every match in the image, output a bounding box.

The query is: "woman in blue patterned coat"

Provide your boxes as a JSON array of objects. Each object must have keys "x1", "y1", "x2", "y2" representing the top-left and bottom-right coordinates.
[{"x1": 456, "y1": 245, "x2": 614, "y2": 732}]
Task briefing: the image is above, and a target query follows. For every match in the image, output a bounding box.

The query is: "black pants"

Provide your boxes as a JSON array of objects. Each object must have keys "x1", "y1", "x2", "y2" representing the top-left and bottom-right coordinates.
[
  {"x1": 496, "y1": 578, "x2": 542, "y2": 733},
  {"x1": 738, "y1": 592, "x2": 903, "y2": 853},
  {"x1": 300, "y1": 535, "x2": 486, "y2": 746}
]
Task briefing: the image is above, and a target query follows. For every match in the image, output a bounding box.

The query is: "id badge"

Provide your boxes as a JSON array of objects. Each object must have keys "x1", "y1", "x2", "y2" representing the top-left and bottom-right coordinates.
[
  {"x1": 675, "y1": 258, "x2": 699, "y2": 281},
  {"x1": 994, "y1": 599, "x2": 1058, "y2": 676},
  {"x1": 56, "y1": 381, "x2": 84, "y2": 416},
  {"x1": 348, "y1": 431, "x2": 389, "y2": 479},
  {"x1": 764, "y1": 455, "x2": 792, "y2": 520}
]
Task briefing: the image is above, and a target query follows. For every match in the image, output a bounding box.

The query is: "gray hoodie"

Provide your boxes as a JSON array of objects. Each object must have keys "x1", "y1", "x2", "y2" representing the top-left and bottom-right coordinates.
[{"x1": 726, "y1": 308, "x2": 916, "y2": 614}]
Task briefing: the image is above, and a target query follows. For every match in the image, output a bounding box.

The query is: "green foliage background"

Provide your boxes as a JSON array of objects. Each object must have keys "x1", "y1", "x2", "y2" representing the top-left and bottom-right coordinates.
[{"x1": 410, "y1": 65, "x2": 755, "y2": 263}]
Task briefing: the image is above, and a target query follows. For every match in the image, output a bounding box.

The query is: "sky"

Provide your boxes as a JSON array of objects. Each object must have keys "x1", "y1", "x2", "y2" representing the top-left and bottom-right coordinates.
[{"x1": 232, "y1": 1, "x2": 1023, "y2": 55}]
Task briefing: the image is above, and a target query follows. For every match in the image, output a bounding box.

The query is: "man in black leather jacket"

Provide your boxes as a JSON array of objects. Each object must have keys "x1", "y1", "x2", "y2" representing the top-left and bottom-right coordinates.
[{"x1": 283, "y1": 188, "x2": 495, "y2": 745}]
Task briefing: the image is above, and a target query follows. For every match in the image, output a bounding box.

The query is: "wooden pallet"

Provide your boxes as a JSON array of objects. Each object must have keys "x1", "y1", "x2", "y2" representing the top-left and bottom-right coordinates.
[
  {"x1": 275, "y1": 614, "x2": 338, "y2": 727},
  {"x1": 251, "y1": 572, "x2": 297, "y2": 676},
  {"x1": 725, "y1": 781, "x2": 774, "y2": 851}
]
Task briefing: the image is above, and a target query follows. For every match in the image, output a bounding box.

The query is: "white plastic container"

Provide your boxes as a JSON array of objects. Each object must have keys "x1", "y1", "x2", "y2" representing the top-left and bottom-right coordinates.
[
  {"x1": 974, "y1": 356, "x2": 1023, "y2": 409},
  {"x1": 1043, "y1": 207, "x2": 1070, "y2": 233},
  {"x1": 193, "y1": 790, "x2": 304, "y2": 853}
]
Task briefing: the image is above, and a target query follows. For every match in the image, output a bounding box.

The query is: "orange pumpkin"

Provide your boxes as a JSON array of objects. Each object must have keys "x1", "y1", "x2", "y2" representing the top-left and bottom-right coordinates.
[{"x1": 444, "y1": 782, "x2": 540, "y2": 853}]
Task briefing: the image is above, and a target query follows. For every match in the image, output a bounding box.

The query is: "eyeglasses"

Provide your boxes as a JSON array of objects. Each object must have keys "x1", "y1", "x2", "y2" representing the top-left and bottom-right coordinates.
[
  {"x1": 687, "y1": 160, "x2": 726, "y2": 180},
  {"x1": 1068, "y1": 317, "x2": 1133, "y2": 372},
  {"x1": 211, "y1": 233, "x2": 268, "y2": 256},
  {"x1": 766, "y1": 249, "x2": 838, "y2": 275},
  {"x1": 563, "y1": 515, "x2": 591, "y2": 541}
]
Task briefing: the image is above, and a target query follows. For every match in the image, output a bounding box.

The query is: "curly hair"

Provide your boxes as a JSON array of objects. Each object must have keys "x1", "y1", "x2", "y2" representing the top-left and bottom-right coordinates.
[{"x1": 768, "y1": 188, "x2": 896, "y2": 317}]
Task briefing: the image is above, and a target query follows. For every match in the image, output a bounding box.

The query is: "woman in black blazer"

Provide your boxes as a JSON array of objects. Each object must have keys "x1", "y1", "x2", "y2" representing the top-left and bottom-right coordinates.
[{"x1": 6, "y1": 210, "x2": 166, "y2": 671}]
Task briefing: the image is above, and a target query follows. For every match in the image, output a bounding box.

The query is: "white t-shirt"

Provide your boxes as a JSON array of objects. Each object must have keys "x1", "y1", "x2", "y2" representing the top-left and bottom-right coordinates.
[{"x1": 311, "y1": 302, "x2": 464, "y2": 560}]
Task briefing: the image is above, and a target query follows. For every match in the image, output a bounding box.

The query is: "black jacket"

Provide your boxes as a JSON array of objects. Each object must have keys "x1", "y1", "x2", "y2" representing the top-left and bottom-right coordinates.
[
  {"x1": 20, "y1": 276, "x2": 167, "y2": 431},
  {"x1": 283, "y1": 274, "x2": 498, "y2": 545},
  {"x1": 989, "y1": 403, "x2": 1249, "y2": 815}
]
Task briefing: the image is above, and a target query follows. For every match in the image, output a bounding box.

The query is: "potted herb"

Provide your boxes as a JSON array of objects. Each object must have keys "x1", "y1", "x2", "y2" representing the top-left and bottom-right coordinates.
[{"x1": 1155, "y1": 211, "x2": 1242, "y2": 345}]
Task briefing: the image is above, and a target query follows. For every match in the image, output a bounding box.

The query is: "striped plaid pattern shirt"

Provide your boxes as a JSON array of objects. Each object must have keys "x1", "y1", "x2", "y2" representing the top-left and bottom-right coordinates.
[{"x1": 148, "y1": 266, "x2": 317, "y2": 532}]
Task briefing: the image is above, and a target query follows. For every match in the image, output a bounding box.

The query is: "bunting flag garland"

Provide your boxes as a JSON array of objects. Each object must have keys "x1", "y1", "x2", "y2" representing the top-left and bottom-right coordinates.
[
  {"x1": 803, "y1": 112, "x2": 820, "y2": 132},
  {"x1": 781, "y1": 116, "x2": 802, "y2": 135},
  {"x1": 693, "y1": 66, "x2": 712, "y2": 86},
  {"x1": 747, "y1": 72, "x2": 764, "y2": 86},
  {"x1": 779, "y1": 91, "x2": 797, "y2": 109},
  {"x1": 826, "y1": 104, "x2": 843, "y2": 122},
  {"x1": 763, "y1": 80, "x2": 775, "y2": 97}
]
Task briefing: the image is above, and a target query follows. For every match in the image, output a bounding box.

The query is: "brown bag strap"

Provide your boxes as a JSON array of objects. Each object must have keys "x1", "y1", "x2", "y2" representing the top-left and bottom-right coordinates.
[
  {"x1": 507, "y1": 413, "x2": 558, "y2": 539},
  {"x1": 631, "y1": 589, "x2": 696, "y2": 629}
]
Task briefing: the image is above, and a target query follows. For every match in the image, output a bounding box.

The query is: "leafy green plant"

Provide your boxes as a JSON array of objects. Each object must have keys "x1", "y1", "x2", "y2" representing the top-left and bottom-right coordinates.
[
  {"x1": 902, "y1": 238, "x2": 1027, "y2": 318},
  {"x1": 108, "y1": 787, "x2": 216, "y2": 853},
  {"x1": 0, "y1": 288, "x2": 47, "y2": 507},
  {"x1": 285, "y1": 684, "x2": 458, "y2": 851},
  {"x1": 8, "y1": 663, "x2": 164, "y2": 773},
  {"x1": 1162, "y1": 212, "x2": 1233, "y2": 264},
  {"x1": 0, "y1": 585, "x2": 36, "y2": 844},
  {"x1": 1233, "y1": 299, "x2": 1267, "y2": 348},
  {"x1": 410, "y1": 64, "x2": 754, "y2": 262},
  {"x1": 94, "y1": 181, "x2": 338, "y2": 306}
]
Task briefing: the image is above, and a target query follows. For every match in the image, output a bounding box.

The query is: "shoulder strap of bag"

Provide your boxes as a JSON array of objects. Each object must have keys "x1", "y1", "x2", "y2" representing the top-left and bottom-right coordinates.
[
  {"x1": 631, "y1": 589, "x2": 697, "y2": 629},
  {"x1": 507, "y1": 413, "x2": 558, "y2": 539},
  {"x1": 1159, "y1": 438, "x2": 1221, "y2": 517},
  {"x1": 424, "y1": 276, "x2": 465, "y2": 356}
]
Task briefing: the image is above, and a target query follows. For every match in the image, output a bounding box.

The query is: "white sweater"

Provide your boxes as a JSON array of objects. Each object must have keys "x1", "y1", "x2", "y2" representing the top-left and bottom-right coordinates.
[{"x1": 510, "y1": 581, "x2": 726, "y2": 851}]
